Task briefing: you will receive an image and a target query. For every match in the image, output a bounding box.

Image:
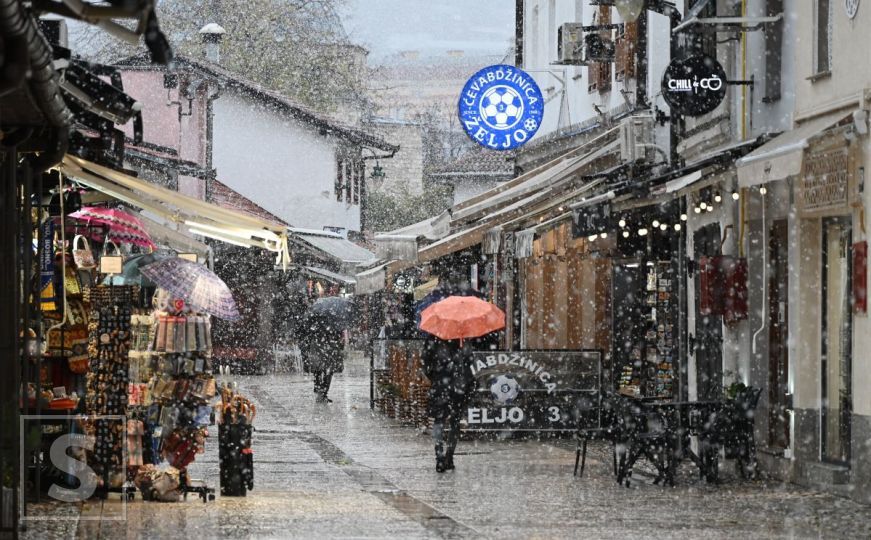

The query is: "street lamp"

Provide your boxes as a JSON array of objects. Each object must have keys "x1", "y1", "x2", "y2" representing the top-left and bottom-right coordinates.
[
  {"x1": 615, "y1": 0, "x2": 646, "y2": 22},
  {"x1": 370, "y1": 163, "x2": 385, "y2": 190}
]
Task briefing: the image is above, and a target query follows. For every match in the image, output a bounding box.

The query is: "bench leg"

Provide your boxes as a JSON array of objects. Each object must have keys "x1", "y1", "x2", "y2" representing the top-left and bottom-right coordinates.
[
  {"x1": 579, "y1": 439, "x2": 588, "y2": 477},
  {"x1": 574, "y1": 442, "x2": 581, "y2": 476}
]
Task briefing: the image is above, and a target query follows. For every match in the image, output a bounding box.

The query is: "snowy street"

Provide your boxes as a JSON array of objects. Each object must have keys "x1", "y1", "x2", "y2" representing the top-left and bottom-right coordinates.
[{"x1": 21, "y1": 354, "x2": 871, "y2": 539}]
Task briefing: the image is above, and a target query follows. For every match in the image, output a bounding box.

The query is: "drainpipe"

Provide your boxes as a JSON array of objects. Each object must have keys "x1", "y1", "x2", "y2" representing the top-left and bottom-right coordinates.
[{"x1": 752, "y1": 188, "x2": 767, "y2": 357}]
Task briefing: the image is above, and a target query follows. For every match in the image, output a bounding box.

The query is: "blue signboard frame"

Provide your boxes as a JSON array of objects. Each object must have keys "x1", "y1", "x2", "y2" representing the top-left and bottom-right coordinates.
[{"x1": 457, "y1": 64, "x2": 544, "y2": 151}]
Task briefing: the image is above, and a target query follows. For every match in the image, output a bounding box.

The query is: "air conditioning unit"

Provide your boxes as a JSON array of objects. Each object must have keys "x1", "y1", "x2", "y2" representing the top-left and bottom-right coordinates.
[
  {"x1": 557, "y1": 23, "x2": 584, "y2": 64},
  {"x1": 619, "y1": 115, "x2": 654, "y2": 163},
  {"x1": 584, "y1": 33, "x2": 615, "y2": 63}
]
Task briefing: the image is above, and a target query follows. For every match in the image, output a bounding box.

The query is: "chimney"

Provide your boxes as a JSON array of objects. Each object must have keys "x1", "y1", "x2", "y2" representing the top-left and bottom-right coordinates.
[{"x1": 199, "y1": 23, "x2": 226, "y2": 64}]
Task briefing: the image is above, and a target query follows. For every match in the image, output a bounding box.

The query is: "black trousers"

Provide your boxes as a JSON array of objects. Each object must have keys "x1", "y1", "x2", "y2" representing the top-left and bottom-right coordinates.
[
  {"x1": 313, "y1": 369, "x2": 333, "y2": 397},
  {"x1": 432, "y1": 410, "x2": 462, "y2": 456}
]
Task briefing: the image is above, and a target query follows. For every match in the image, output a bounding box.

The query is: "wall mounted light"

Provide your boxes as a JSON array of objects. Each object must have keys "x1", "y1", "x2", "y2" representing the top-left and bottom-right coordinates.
[
  {"x1": 732, "y1": 191, "x2": 740, "y2": 200},
  {"x1": 699, "y1": 202, "x2": 708, "y2": 210},
  {"x1": 714, "y1": 192, "x2": 722, "y2": 203}
]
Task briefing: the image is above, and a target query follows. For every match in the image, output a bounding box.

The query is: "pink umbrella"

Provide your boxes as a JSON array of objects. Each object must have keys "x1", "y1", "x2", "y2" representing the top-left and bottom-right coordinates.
[{"x1": 67, "y1": 206, "x2": 156, "y2": 249}]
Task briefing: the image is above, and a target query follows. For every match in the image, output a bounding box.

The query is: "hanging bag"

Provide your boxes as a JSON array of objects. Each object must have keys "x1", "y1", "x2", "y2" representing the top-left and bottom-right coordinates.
[{"x1": 72, "y1": 235, "x2": 96, "y2": 269}]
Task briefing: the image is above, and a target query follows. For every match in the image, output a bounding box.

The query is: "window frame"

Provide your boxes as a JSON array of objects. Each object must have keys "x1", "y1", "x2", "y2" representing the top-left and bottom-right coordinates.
[{"x1": 814, "y1": 0, "x2": 832, "y2": 77}]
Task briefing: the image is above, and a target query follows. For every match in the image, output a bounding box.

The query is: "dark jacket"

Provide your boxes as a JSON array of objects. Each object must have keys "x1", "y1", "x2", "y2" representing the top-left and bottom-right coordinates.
[
  {"x1": 298, "y1": 318, "x2": 344, "y2": 372},
  {"x1": 422, "y1": 339, "x2": 475, "y2": 418}
]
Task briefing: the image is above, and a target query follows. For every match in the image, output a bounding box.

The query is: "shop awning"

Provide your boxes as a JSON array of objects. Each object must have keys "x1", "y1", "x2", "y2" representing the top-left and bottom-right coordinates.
[
  {"x1": 355, "y1": 262, "x2": 391, "y2": 294},
  {"x1": 289, "y1": 228, "x2": 375, "y2": 265},
  {"x1": 137, "y1": 213, "x2": 211, "y2": 259},
  {"x1": 303, "y1": 266, "x2": 355, "y2": 286},
  {"x1": 451, "y1": 139, "x2": 620, "y2": 225},
  {"x1": 736, "y1": 112, "x2": 855, "y2": 188},
  {"x1": 413, "y1": 278, "x2": 439, "y2": 301},
  {"x1": 60, "y1": 155, "x2": 291, "y2": 268},
  {"x1": 372, "y1": 211, "x2": 452, "y2": 261}
]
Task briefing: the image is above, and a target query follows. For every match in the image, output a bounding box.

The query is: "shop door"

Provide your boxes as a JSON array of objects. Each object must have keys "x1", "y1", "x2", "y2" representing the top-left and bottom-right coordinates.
[
  {"x1": 821, "y1": 217, "x2": 852, "y2": 464},
  {"x1": 693, "y1": 224, "x2": 723, "y2": 400},
  {"x1": 768, "y1": 220, "x2": 790, "y2": 450}
]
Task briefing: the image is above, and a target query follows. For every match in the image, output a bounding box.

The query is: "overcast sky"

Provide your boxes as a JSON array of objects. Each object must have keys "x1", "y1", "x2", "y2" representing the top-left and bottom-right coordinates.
[{"x1": 341, "y1": 0, "x2": 515, "y2": 61}]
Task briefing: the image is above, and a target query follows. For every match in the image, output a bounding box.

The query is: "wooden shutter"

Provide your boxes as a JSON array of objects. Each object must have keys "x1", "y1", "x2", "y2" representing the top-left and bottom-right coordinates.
[
  {"x1": 763, "y1": 0, "x2": 783, "y2": 101},
  {"x1": 335, "y1": 158, "x2": 344, "y2": 201},
  {"x1": 344, "y1": 160, "x2": 352, "y2": 202},
  {"x1": 353, "y1": 159, "x2": 363, "y2": 205},
  {"x1": 590, "y1": 4, "x2": 612, "y2": 93},
  {"x1": 615, "y1": 21, "x2": 638, "y2": 82}
]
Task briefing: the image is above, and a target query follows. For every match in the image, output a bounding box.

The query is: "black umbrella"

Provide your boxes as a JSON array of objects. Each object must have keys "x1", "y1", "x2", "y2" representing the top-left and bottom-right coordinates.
[{"x1": 304, "y1": 296, "x2": 357, "y2": 330}]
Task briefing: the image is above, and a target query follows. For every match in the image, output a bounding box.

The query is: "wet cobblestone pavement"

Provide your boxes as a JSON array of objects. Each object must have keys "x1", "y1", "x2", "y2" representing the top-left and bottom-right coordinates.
[{"x1": 21, "y1": 355, "x2": 871, "y2": 539}]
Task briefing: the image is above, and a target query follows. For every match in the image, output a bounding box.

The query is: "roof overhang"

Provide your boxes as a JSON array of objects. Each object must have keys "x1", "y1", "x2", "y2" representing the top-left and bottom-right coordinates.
[{"x1": 736, "y1": 112, "x2": 856, "y2": 188}]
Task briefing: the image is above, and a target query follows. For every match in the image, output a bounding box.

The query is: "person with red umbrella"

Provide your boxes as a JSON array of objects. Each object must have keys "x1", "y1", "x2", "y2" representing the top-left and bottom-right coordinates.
[{"x1": 419, "y1": 275, "x2": 505, "y2": 473}]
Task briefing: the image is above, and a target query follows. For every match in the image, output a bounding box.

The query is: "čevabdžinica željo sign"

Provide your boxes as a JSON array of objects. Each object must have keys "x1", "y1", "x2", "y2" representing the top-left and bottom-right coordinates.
[{"x1": 458, "y1": 64, "x2": 544, "y2": 151}]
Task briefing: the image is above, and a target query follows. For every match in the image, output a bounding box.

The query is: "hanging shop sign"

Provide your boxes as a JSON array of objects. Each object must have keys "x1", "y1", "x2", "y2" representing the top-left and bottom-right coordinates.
[
  {"x1": 463, "y1": 350, "x2": 602, "y2": 432},
  {"x1": 100, "y1": 256, "x2": 123, "y2": 274},
  {"x1": 846, "y1": 0, "x2": 860, "y2": 19},
  {"x1": 572, "y1": 203, "x2": 612, "y2": 238},
  {"x1": 661, "y1": 55, "x2": 727, "y2": 117},
  {"x1": 798, "y1": 136, "x2": 858, "y2": 217},
  {"x1": 458, "y1": 64, "x2": 544, "y2": 151}
]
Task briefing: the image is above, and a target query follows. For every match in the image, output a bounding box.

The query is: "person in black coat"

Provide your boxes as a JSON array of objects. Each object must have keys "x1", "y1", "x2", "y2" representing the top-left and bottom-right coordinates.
[
  {"x1": 422, "y1": 337, "x2": 475, "y2": 472},
  {"x1": 298, "y1": 317, "x2": 344, "y2": 403}
]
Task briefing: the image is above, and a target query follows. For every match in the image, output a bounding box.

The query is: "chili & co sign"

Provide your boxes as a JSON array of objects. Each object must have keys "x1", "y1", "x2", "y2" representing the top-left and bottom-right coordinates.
[
  {"x1": 661, "y1": 55, "x2": 727, "y2": 117},
  {"x1": 463, "y1": 350, "x2": 601, "y2": 432},
  {"x1": 458, "y1": 64, "x2": 544, "y2": 151}
]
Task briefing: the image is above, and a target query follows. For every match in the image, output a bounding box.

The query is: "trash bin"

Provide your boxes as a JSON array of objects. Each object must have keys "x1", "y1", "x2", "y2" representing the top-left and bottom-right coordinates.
[{"x1": 218, "y1": 424, "x2": 253, "y2": 496}]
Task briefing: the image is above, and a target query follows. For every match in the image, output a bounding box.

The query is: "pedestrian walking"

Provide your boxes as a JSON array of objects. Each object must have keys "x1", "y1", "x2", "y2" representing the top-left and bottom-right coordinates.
[
  {"x1": 422, "y1": 338, "x2": 475, "y2": 472},
  {"x1": 299, "y1": 317, "x2": 344, "y2": 403}
]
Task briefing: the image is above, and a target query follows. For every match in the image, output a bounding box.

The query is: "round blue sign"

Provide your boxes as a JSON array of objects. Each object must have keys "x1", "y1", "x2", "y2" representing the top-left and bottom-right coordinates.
[{"x1": 458, "y1": 64, "x2": 544, "y2": 151}]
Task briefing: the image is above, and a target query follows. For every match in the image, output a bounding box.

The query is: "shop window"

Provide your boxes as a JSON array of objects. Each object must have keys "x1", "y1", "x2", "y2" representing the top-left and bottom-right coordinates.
[
  {"x1": 814, "y1": 0, "x2": 831, "y2": 75},
  {"x1": 615, "y1": 21, "x2": 637, "y2": 82}
]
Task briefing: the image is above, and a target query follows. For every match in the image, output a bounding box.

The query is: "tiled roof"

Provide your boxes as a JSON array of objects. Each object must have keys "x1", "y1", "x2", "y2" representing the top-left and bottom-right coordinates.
[
  {"x1": 117, "y1": 54, "x2": 398, "y2": 153},
  {"x1": 209, "y1": 180, "x2": 288, "y2": 226},
  {"x1": 427, "y1": 147, "x2": 515, "y2": 177}
]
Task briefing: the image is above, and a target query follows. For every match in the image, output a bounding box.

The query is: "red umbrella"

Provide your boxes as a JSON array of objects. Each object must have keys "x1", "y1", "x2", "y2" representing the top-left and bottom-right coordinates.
[
  {"x1": 67, "y1": 206, "x2": 155, "y2": 249},
  {"x1": 419, "y1": 296, "x2": 505, "y2": 343}
]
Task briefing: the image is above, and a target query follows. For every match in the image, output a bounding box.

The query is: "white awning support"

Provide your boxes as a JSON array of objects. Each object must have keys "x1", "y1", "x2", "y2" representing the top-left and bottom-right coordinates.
[
  {"x1": 355, "y1": 262, "x2": 390, "y2": 295},
  {"x1": 374, "y1": 235, "x2": 420, "y2": 262},
  {"x1": 60, "y1": 155, "x2": 292, "y2": 269},
  {"x1": 665, "y1": 171, "x2": 703, "y2": 194},
  {"x1": 673, "y1": 14, "x2": 783, "y2": 34},
  {"x1": 736, "y1": 112, "x2": 854, "y2": 188}
]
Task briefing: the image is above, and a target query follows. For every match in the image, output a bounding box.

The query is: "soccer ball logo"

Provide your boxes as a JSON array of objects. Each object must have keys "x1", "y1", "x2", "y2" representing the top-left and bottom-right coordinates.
[
  {"x1": 480, "y1": 85, "x2": 524, "y2": 130},
  {"x1": 489, "y1": 374, "x2": 520, "y2": 404}
]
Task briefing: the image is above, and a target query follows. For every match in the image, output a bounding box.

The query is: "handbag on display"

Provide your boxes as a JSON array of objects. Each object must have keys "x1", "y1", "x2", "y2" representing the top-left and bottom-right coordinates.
[{"x1": 72, "y1": 235, "x2": 96, "y2": 269}]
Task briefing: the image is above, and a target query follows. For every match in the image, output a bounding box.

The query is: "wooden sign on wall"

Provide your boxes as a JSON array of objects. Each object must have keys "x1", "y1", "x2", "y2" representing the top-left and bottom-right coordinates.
[{"x1": 798, "y1": 135, "x2": 858, "y2": 217}]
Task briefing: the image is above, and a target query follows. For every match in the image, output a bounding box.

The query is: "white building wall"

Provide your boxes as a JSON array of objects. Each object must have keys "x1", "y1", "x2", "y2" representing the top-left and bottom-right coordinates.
[
  {"x1": 212, "y1": 91, "x2": 361, "y2": 232},
  {"x1": 522, "y1": 1, "x2": 675, "y2": 145}
]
